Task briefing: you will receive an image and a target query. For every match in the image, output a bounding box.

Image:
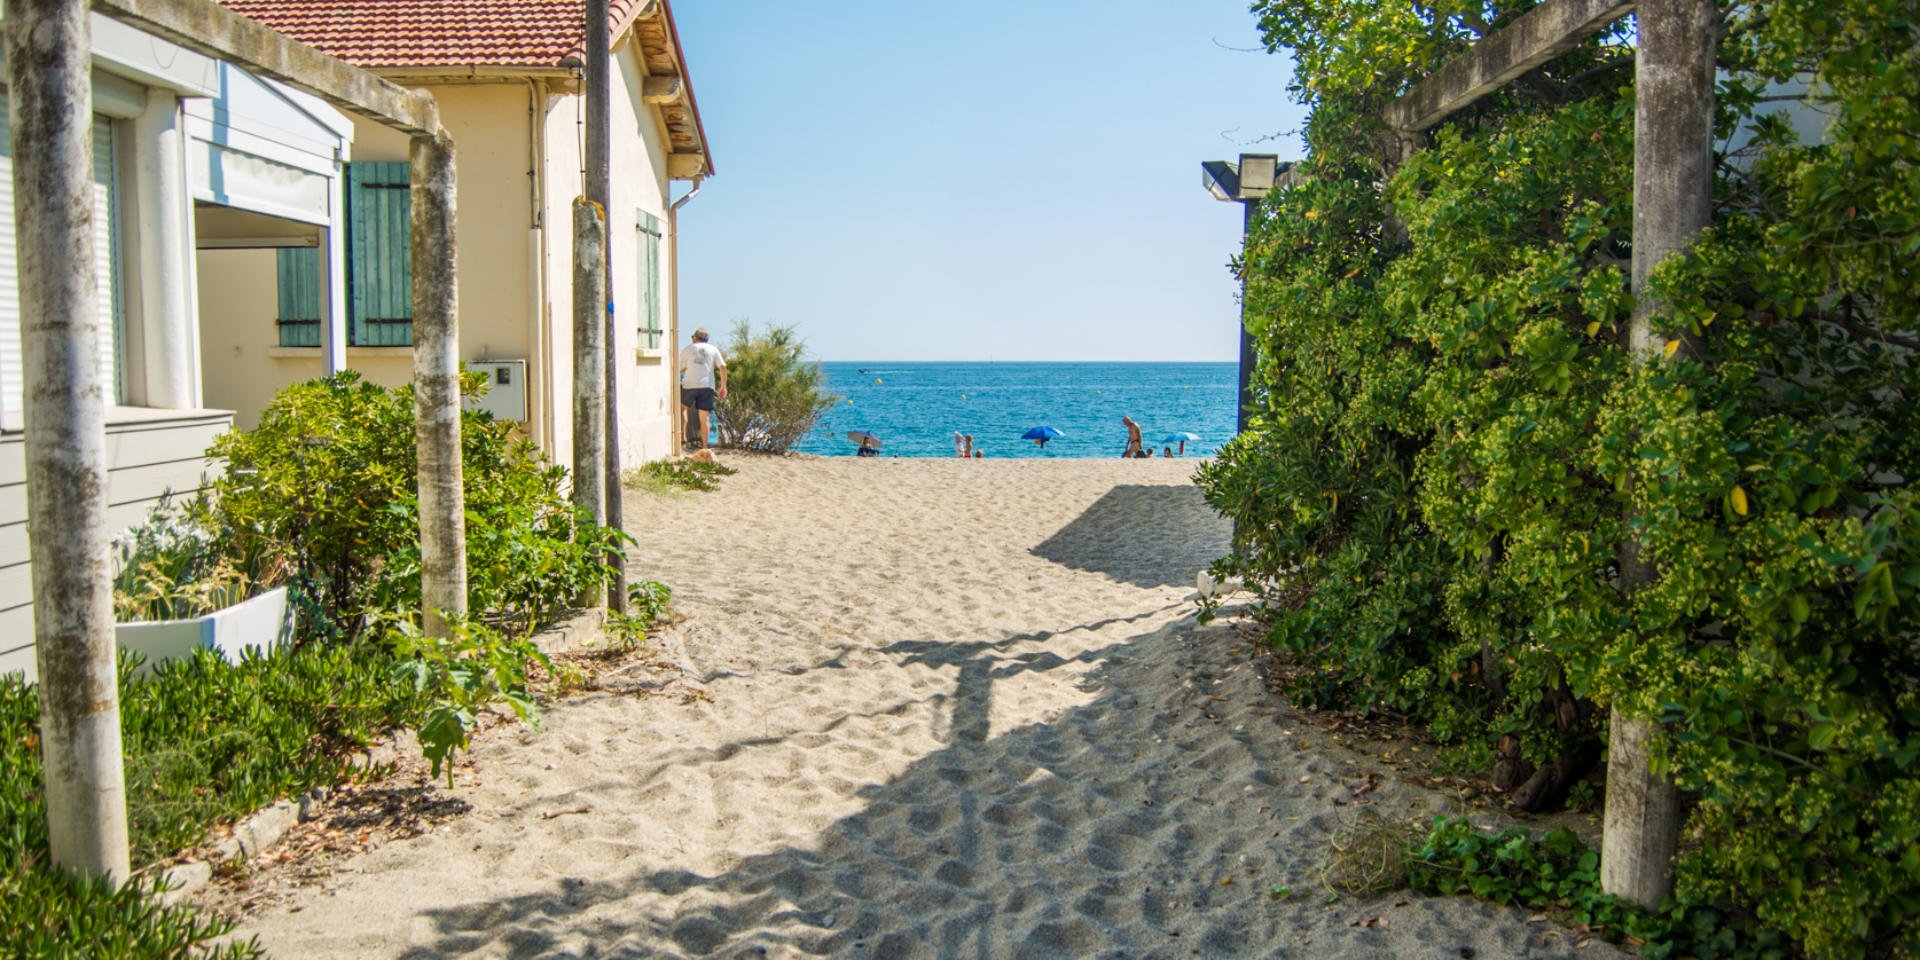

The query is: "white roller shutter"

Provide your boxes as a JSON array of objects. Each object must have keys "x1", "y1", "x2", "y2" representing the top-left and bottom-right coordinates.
[{"x1": 0, "y1": 96, "x2": 126, "y2": 419}]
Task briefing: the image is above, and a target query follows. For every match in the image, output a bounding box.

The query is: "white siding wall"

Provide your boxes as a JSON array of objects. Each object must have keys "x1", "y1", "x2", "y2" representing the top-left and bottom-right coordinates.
[{"x1": 0, "y1": 412, "x2": 230, "y2": 681}]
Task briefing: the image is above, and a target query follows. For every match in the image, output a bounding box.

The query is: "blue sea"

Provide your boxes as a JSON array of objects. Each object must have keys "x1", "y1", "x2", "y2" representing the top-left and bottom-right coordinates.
[{"x1": 793, "y1": 362, "x2": 1238, "y2": 459}]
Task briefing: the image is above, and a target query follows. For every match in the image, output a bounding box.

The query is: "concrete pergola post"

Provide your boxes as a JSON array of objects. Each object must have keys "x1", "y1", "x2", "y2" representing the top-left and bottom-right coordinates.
[
  {"x1": 411, "y1": 132, "x2": 468, "y2": 637},
  {"x1": 585, "y1": 0, "x2": 628, "y2": 613},
  {"x1": 571, "y1": 197, "x2": 608, "y2": 611},
  {"x1": 7, "y1": 0, "x2": 132, "y2": 883},
  {"x1": 1602, "y1": 0, "x2": 1720, "y2": 909}
]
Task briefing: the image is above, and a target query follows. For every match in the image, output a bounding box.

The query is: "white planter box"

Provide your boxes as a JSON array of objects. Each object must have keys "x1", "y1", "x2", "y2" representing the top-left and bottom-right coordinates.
[{"x1": 116, "y1": 586, "x2": 294, "y2": 676}]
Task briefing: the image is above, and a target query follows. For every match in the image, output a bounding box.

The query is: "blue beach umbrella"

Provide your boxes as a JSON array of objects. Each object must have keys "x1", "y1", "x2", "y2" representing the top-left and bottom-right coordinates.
[
  {"x1": 1160, "y1": 432, "x2": 1199, "y2": 444},
  {"x1": 1021, "y1": 426, "x2": 1065, "y2": 441}
]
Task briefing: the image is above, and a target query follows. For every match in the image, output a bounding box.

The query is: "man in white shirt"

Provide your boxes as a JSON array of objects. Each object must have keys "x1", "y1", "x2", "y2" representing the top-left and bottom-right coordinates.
[{"x1": 678, "y1": 327, "x2": 728, "y2": 450}]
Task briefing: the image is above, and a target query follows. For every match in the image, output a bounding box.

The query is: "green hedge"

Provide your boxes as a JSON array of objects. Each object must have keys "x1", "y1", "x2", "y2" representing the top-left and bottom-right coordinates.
[{"x1": 1205, "y1": 2, "x2": 1920, "y2": 955}]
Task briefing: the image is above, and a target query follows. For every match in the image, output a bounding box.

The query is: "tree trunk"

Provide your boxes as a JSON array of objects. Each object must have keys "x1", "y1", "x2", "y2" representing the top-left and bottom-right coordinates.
[
  {"x1": 1601, "y1": 0, "x2": 1719, "y2": 909},
  {"x1": 571, "y1": 199, "x2": 607, "y2": 608},
  {"x1": 8, "y1": 0, "x2": 131, "y2": 882},
  {"x1": 410, "y1": 131, "x2": 467, "y2": 638}
]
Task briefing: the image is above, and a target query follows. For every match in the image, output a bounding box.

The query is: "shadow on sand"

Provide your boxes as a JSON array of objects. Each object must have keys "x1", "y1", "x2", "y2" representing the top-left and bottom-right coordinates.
[
  {"x1": 1029, "y1": 484, "x2": 1224, "y2": 589},
  {"x1": 389, "y1": 607, "x2": 1309, "y2": 960}
]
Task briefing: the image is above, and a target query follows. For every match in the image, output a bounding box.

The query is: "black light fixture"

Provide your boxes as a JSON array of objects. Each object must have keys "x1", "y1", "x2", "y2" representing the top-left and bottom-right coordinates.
[{"x1": 1202, "y1": 152, "x2": 1288, "y2": 434}]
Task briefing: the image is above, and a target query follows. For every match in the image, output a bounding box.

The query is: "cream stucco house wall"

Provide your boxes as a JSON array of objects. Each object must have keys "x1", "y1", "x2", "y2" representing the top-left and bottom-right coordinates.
[{"x1": 213, "y1": 0, "x2": 714, "y2": 471}]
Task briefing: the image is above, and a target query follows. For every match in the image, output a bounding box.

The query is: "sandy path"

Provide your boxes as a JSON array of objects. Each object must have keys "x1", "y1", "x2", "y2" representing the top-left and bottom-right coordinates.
[{"x1": 234, "y1": 455, "x2": 1622, "y2": 959}]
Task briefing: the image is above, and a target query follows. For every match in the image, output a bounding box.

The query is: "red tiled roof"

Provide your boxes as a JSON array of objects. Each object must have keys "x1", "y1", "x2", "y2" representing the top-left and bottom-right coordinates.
[{"x1": 219, "y1": 0, "x2": 650, "y2": 69}]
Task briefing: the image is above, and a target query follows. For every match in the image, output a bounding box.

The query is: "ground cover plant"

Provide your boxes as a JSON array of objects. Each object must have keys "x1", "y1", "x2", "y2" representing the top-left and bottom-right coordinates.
[
  {"x1": 713, "y1": 322, "x2": 838, "y2": 453},
  {"x1": 0, "y1": 644, "x2": 418, "y2": 958},
  {"x1": 627, "y1": 456, "x2": 737, "y2": 495},
  {"x1": 1201, "y1": 2, "x2": 1920, "y2": 955}
]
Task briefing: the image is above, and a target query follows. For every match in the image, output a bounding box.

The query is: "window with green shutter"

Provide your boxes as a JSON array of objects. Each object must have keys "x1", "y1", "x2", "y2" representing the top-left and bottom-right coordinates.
[
  {"x1": 274, "y1": 247, "x2": 322, "y2": 347},
  {"x1": 273, "y1": 162, "x2": 413, "y2": 348},
  {"x1": 638, "y1": 210, "x2": 662, "y2": 349},
  {"x1": 347, "y1": 162, "x2": 412, "y2": 346}
]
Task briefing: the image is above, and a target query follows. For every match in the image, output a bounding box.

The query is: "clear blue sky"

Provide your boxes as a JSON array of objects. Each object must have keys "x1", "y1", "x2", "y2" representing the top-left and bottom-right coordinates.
[{"x1": 669, "y1": 0, "x2": 1306, "y2": 362}]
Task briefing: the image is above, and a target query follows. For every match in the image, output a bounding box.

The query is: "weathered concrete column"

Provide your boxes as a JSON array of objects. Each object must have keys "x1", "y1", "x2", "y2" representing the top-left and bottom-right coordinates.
[
  {"x1": 8, "y1": 0, "x2": 131, "y2": 883},
  {"x1": 1602, "y1": 0, "x2": 1719, "y2": 910},
  {"x1": 571, "y1": 198, "x2": 607, "y2": 607},
  {"x1": 132, "y1": 87, "x2": 199, "y2": 408},
  {"x1": 410, "y1": 131, "x2": 467, "y2": 638}
]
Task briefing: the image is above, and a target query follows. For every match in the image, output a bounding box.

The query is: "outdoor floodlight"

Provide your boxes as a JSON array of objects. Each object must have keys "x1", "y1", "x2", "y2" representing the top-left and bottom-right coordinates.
[{"x1": 1201, "y1": 160, "x2": 1240, "y2": 203}]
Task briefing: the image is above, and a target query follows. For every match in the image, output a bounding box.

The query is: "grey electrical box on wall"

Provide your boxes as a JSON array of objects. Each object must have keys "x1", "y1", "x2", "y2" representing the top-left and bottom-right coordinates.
[{"x1": 466, "y1": 359, "x2": 528, "y2": 422}]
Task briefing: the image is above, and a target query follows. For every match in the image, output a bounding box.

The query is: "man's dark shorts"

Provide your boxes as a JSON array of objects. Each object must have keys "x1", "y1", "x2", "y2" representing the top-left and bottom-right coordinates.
[{"x1": 682, "y1": 387, "x2": 716, "y2": 412}]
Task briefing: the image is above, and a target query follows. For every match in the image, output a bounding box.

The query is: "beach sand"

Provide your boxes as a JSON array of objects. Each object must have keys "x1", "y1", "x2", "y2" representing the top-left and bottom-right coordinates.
[{"x1": 229, "y1": 454, "x2": 1623, "y2": 959}]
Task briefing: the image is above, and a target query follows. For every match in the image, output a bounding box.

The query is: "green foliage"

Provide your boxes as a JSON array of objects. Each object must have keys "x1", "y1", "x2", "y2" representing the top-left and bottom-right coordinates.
[
  {"x1": 606, "y1": 581, "x2": 673, "y2": 650},
  {"x1": 628, "y1": 457, "x2": 737, "y2": 495},
  {"x1": 0, "y1": 871, "x2": 260, "y2": 960},
  {"x1": 714, "y1": 322, "x2": 838, "y2": 453},
  {"x1": 385, "y1": 615, "x2": 545, "y2": 784},
  {"x1": 1408, "y1": 819, "x2": 1788, "y2": 960},
  {"x1": 1204, "y1": 2, "x2": 1920, "y2": 955},
  {"x1": 206, "y1": 371, "x2": 625, "y2": 639},
  {"x1": 0, "y1": 643, "x2": 418, "y2": 959}
]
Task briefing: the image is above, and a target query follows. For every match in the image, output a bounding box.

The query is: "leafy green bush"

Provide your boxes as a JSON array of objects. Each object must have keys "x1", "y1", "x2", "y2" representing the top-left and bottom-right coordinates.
[
  {"x1": 1205, "y1": 3, "x2": 1920, "y2": 954},
  {"x1": 713, "y1": 322, "x2": 837, "y2": 453},
  {"x1": 205, "y1": 371, "x2": 626, "y2": 639},
  {"x1": 385, "y1": 615, "x2": 544, "y2": 784},
  {"x1": 606, "y1": 580, "x2": 672, "y2": 650}
]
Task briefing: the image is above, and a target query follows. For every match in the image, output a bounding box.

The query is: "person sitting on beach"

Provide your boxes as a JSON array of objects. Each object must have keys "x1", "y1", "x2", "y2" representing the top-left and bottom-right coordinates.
[
  {"x1": 857, "y1": 438, "x2": 879, "y2": 458},
  {"x1": 1034, "y1": 437, "x2": 1049, "y2": 450},
  {"x1": 973, "y1": 450, "x2": 983, "y2": 459},
  {"x1": 1162, "y1": 446, "x2": 1174, "y2": 458},
  {"x1": 1121, "y1": 416, "x2": 1143, "y2": 458}
]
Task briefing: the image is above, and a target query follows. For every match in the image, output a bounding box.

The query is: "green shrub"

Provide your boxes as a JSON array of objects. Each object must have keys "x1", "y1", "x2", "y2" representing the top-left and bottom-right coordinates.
[
  {"x1": 205, "y1": 371, "x2": 626, "y2": 639},
  {"x1": 1206, "y1": 3, "x2": 1920, "y2": 954},
  {"x1": 713, "y1": 322, "x2": 837, "y2": 453},
  {"x1": 606, "y1": 580, "x2": 672, "y2": 650},
  {"x1": 385, "y1": 615, "x2": 544, "y2": 784}
]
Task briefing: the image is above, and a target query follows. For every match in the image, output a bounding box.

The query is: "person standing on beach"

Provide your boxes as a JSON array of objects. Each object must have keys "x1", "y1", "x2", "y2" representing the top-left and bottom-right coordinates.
[
  {"x1": 679, "y1": 327, "x2": 727, "y2": 451},
  {"x1": 1121, "y1": 416, "x2": 1143, "y2": 458}
]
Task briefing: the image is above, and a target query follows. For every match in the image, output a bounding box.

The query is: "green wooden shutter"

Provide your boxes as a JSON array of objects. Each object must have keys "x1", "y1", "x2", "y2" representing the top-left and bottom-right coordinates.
[
  {"x1": 638, "y1": 211, "x2": 662, "y2": 349},
  {"x1": 347, "y1": 162, "x2": 412, "y2": 346},
  {"x1": 275, "y1": 247, "x2": 322, "y2": 347}
]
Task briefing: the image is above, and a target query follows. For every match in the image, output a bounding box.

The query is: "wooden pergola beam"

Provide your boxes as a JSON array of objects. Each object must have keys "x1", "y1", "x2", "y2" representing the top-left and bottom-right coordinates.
[
  {"x1": 90, "y1": 0, "x2": 439, "y2": 136},
  {"x1": 1384, "y1": 0, "x2": 1635, "y2": 133}
]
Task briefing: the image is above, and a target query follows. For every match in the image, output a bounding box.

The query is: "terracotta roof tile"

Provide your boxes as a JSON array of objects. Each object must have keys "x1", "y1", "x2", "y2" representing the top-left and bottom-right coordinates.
[{"x1": 220, "y1": 0, "x2": 648, "y2": 70}]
